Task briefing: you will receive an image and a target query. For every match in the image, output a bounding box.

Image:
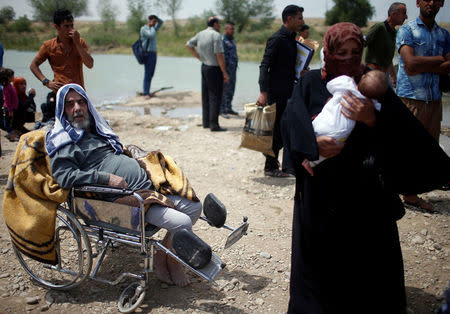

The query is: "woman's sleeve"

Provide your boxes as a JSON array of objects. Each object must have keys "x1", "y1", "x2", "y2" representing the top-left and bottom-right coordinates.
[
  {"x1": 375, "y1": 88, "x2": 450, "y2": 194},
  {"x1": 281, "y1": 74, "x2": 319, "y2": 163}
]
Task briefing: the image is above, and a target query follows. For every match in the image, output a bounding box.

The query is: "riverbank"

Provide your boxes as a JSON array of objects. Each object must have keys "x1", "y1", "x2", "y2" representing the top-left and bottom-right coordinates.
[{"x1": 0, "y1": 90, "x2": 449, "y2": 313}]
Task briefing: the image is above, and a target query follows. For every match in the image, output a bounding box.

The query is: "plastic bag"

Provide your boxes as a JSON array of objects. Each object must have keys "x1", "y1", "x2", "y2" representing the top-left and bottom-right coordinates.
[{"x1": 239, "y1": 103, "x2": 276, "y2": 157}]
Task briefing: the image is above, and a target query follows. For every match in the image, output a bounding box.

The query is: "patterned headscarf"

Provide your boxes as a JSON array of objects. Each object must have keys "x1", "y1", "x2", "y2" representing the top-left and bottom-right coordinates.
[
  {"x1": 321, "y1": 22, "x2": 365, "y2": 81},
  {"x1": 45, "y1": 83, "x2": 123, "y2": 157},
  {"x1": 13, "y1": 76, "x2": 27, "y2": 103}
]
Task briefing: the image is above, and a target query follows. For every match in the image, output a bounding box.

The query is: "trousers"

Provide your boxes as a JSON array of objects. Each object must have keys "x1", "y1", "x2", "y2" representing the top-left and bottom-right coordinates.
[
  {"x1": 220, "y1": 66, "x2": 237, "y2": 113},
  {"x1": 143, "y1": 52, "x2": 157, "y2": 96},
  {"x1": 145, "y1": 195, "x2": 202, "y2": 235},
  {"x1": 201, "y1": 64, "x2": 223, "y2": 128}
]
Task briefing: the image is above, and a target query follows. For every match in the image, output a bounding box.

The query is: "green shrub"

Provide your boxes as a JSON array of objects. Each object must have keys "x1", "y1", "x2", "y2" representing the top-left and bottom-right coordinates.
[{"x1": 11, "y1": 15, "x2": 32, "y2": 32}]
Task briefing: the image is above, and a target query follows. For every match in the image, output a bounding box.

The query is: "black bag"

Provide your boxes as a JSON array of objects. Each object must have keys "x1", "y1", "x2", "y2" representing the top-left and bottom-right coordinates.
[
  {"x1": 132, "y1": 37, "x2": 149, "y2": 65},
  {"x1": 439, "y1": 74, "x2": 450, "y2": 93}
]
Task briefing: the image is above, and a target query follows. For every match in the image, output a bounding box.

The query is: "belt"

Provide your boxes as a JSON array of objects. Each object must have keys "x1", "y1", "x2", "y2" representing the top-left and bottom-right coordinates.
[{"x1": 366, "y1": 63, "x2": 388, "y2": 73}]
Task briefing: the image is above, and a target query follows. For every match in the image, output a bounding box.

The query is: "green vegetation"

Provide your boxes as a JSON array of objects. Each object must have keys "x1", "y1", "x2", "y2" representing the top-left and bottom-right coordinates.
[
  {"x1": 0, "y1": 18, "x2": 325, "y2": 63},
  {"x1": 325, "y1": 0, "x2": 374, "y2": 27}
]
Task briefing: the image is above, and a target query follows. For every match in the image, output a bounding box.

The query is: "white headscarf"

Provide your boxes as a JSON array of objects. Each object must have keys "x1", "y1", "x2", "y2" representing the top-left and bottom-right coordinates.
[{"x1": 45, "y1": 83, "x2": 123, "y2": 157}]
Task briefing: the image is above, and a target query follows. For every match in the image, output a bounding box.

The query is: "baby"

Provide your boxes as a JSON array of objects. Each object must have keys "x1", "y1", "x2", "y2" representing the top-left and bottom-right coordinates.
[{"x1": 302, "y1": 70, "x2": 389, "y2": 175}]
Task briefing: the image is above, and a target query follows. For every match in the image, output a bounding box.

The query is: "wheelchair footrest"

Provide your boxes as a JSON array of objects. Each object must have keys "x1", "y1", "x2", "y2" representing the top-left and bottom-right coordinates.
[{"x1": 172, "y1": 229, "x2": 212, "y2": 269}]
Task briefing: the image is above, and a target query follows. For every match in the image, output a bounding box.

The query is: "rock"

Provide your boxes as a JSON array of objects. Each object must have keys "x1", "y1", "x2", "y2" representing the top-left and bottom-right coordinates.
[
  {"x1": 1, "y1": 293, "x2": 10, "y2": 298},
  {"x1": 40, "y1": 304, "x2": 50, "y2": 312},
  {"x1": 12, "y1": 283, "x2": 20, "y2": 290},
  {"x1": 412, "y1": 236, "x2": 425, "y2": 245},
  {"x1": 420, "y1": 229, "x2": 428, "y2": 236},
  {"x1": 25, "y1": 296, "x2": 40, "y2": 305},
  {"x1": 154, "y1": 125, "x2": 173, "y2": 131},
  {"x1": 44, "y1": 292, "x2": 54, "y2": 305},
  {"x1": 255, "y1": 298, "x2": 265, "y2": 306},
  {"x1": 0, "y1": 273, "x2": 10, "y2": 279},
  {"x1": 423, "y1": 213, "x2": 432, "y2": 218},
  {"x1": 260, "y1": 252, "x2": 271, "y2": 259},
  {"x1": 433, "y1": 243, "x2": 442, "y2": 251}
]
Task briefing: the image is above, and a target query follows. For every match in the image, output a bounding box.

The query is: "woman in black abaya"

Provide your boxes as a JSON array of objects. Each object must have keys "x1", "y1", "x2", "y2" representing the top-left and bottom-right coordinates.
[{"x1": 282, "y1": 23, "x2": 449, "y2": 314}]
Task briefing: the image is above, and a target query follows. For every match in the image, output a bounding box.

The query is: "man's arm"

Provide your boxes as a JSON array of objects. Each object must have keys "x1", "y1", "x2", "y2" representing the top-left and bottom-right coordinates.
[
  {"x1": 257, "y1": 36, "x2": 278, "y2": 105},
  {"x1": 70, "y1": 30, "x2": 94, "y2": 69},
  {"x1": 30, "y1": 51, "x2": 63, "y2": 92},
  {"x1": 388, "y1": 63, "x2": 397, "y2": 88},
  {"x1": 186, "y1": 44, "x2": 201, "y2": 61},
  {"x1": 216, "y1": 53, "x2": 230, "y2": 83},
  {"x1": 155, "y1": 17, "x2": 164, "y2": 32},
  {"x1": 399, "y1": 45, "x2": 449, "y2": 75}
]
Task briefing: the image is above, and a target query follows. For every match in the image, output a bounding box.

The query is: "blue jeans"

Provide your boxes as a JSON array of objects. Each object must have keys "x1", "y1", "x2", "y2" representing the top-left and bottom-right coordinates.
[{"x1": 143, "y1": 52, "x2": 157, "y2": 96}]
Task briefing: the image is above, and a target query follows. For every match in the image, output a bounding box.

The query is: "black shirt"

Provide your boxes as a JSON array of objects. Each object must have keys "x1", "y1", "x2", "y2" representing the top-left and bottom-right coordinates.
[{"x1": 258, "y1": 25, "x2": 297, "y2": 99}]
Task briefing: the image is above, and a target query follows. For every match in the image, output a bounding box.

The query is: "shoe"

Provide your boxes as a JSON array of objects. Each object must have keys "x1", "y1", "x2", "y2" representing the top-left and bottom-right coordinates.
[
  {"x1": 264, "y1": 169, "x2": 292, "y2": 178},
  {"x1": 220, "y1": 113, "x2": 230, "y2": 119},
  {"x1": 210, "y1": 126, "x2": 227, "y2": 132},
  {"x1": 227, "y1": 109, "x2": 239, "y2": 115},
  {"x1": 403, "y1": 195, "x2": 434, "y2": 212}
]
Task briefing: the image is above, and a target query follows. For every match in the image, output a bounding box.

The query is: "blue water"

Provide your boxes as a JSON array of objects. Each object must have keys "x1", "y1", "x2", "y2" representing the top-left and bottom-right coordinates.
[
  {"x1": 4, "y1": 50, "x2": 449, "y2": 125},
  {"x1": 4, "y1": 50, "x2": 264, "y2": 111}
]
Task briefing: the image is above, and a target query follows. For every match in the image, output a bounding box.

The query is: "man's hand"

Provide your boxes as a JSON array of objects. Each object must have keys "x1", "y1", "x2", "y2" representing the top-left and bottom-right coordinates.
[
  {"x1": 256, "y1": 92, "x2": 267, "y2": 106},
  {"x1": 109, "y1": 174, "x2": 128, "y2": 188},
  {"x1": 47, "y1": 81, "x2": 63, "y2": 93},
  {"x1": 223, "y1": 72, "x2": 230, "y2": 83},
  {"x1": 317, "y1": 136, "x2": 344, "y2": 158},
  {"x1": 69, "y1": 29, "x2": 81, "y2": 44}
]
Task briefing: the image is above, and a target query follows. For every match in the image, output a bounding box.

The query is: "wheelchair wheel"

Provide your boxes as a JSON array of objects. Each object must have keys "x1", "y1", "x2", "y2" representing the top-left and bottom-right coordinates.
[
  {"x1": 13, "y1": 206, "x2": 92, "y2": 290},
  {"x1": 117, "y1": 282, "x2": 146, "y2": 313}
]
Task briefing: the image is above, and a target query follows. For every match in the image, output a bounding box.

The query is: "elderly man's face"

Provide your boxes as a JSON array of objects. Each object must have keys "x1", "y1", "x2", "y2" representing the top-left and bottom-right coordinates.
[{"x1": 64, "y1": 89, "x2": 90, "y2": 130}]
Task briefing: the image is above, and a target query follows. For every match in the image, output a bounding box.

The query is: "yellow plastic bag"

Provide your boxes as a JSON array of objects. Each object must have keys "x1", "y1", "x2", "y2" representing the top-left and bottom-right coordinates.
[{"x1": 239, "y1": 103, "x2": 276, "y2": 157}]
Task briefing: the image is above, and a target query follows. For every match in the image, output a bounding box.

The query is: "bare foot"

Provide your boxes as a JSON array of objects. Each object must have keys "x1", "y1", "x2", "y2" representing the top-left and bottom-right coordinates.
[
  {"x1": 167, "y1": 256, "x2": 190, "y2": 287},
  {"x1": 154, "y1": 250, "x2": 173, "y2": 284},
  {"x1": 144, "y1": 95, "x2": 151, "y2": 100}
]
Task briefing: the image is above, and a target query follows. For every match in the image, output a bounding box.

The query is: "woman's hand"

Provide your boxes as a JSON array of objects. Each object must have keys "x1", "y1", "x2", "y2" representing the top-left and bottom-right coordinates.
[
  {"x1": 317, "y1": 136, "x2": 344, "y2": 158},
  {"x1": 341, "y1": 92, "x2": 376, "y2": 127}
]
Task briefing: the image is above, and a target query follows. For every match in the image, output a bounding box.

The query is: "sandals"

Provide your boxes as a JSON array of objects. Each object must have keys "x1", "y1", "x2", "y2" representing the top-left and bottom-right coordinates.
[
  {"x1": 403, "y1": 196, "x2": 434, "y2": 212},
  {"x1": 264, "y1": 169, "x2": 292, "y2": 178}
]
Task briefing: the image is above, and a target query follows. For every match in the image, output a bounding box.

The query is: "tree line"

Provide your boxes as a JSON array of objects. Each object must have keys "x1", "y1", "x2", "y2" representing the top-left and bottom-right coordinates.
[{"x1": 1, "y1": 0, "x2": 374, "y2": 35}]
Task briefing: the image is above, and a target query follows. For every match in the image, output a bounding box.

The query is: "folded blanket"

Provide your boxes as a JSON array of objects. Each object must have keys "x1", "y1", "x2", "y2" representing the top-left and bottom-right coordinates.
[
  {"x1": 3, "y1": 129, "x2": 69, "y2": 264},
  {"x1": 2, "y1": 134, "x2": 199, "y2": 265},
  {"x1": 126, "y1": 144, "x2": 199, "y2": 202}
]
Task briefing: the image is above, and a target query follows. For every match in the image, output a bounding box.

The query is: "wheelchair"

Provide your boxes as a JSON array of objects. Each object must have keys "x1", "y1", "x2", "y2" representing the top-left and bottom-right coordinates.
[{"x1": 12, "y1": 185, "x2": 249, "y2": 313}]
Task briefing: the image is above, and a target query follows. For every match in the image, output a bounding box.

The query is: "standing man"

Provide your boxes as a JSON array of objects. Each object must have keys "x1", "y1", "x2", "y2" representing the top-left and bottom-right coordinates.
[
  {"x1": 396, "y1": 0, "x2": 450, "y2": 211},
  {"x1": 30, "y1": 9, "x2": 93, "y2": 93},
  {"x1": 257, "y1": 5, "x2": 304, "y2": 177},
  {"x1": 365, "y1": 2, "x2": 408, "y2": 88},
  {"x1": 220, "y1": 21, "x2": 239, "y2": 119},
  {"x1": 30, "y1": 9, "x2": 93, "y2": 122},
  {"x1": 296, "y1": 24, "x2": 310, "y2": 42},
  {"x1": 140, "y1": 15, "x2": 163, "y2": 99},
  {"x1": 186, "y1": 16, "x2": 229, "y2": 132}
]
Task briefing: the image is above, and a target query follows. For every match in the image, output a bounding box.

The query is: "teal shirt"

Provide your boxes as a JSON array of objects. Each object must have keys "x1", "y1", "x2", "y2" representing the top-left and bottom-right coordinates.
[
  {"x1": 140, "y1": 18, "x2": 164, "y2": 52},
  {"x1": 50, "y1": 132, "x2": 152, "y2": 191}
]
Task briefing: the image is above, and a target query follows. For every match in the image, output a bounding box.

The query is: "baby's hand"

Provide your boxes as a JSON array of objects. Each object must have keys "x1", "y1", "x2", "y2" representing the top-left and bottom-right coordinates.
[{"x1": 302, "y1": 159, "x2": 314, "y2": 176}]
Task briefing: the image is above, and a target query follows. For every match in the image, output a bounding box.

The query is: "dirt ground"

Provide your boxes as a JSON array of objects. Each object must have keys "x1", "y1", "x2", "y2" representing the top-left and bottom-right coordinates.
[{"x1": 0, "y1": 91, "x2": 449, "y2": 313}]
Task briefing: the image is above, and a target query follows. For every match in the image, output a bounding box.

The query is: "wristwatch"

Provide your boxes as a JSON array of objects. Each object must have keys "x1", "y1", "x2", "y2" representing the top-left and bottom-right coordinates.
[{"x1": 42, "y1": 78, "x2": 49, "y2": 86}]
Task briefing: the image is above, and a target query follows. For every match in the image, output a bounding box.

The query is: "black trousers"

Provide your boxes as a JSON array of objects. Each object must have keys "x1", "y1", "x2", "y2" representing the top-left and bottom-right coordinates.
[
  {"x1": 201, "y1": 64, "x2": 223, "y2": 129},
  {"x1": 264, "y1": 96, "x2": 288, "y2": 171}
]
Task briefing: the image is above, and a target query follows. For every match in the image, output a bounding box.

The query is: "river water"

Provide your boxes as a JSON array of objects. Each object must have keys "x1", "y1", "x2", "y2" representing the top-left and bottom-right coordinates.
[{"x1": 4, "y1": 50, "x2": 450, "y2": 125}]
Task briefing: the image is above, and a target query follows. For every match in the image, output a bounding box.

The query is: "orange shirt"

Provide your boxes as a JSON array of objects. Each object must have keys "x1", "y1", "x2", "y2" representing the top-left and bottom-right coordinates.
[{"x1": 35, "y1": 37, "x2": 88, "y2": 88}]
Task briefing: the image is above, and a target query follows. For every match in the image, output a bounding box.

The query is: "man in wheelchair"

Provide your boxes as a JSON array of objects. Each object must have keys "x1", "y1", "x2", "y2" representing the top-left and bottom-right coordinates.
[{"x1": 46, "y1": 83, "x2": 201, "y2": 287}]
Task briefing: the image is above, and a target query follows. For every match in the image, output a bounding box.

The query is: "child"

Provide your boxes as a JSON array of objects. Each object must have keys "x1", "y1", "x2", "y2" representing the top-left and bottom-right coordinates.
[
  {"x1": 13, "y1": 76, "x2": 36, "y2": 134},
  {"x1": 0, "y1": 68, "x2": 19, "y2": 141},
  {"x1": 303, "y1": 70, "x2": 389, "y2": 175}
]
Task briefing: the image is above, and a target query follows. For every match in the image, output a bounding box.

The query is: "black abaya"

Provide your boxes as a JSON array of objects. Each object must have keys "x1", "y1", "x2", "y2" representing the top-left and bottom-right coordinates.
[{"x1": 282, "y1": 70, "x2": 450, "y2": 314}]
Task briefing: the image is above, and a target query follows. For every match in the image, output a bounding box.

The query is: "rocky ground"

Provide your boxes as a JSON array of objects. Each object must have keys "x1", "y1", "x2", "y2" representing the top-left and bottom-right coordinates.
[{"x1": 0, "y1": 91, "x2": 448, "y2": 313}]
